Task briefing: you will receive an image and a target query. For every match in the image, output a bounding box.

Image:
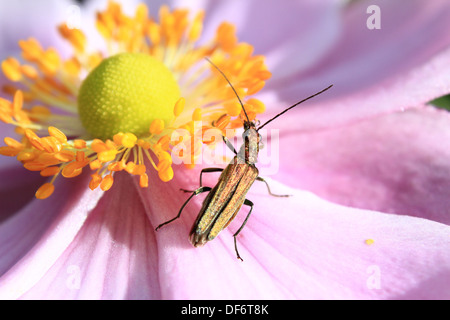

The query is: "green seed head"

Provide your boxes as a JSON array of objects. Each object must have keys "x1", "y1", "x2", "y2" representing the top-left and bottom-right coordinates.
[{"x1": 78, "y1": 53, "x2": 180, "y2": 140}]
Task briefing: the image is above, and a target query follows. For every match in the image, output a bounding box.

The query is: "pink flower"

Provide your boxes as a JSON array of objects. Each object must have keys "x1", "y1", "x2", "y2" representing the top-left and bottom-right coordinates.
[{"x1": 1, "y1": 0, "x2": 450, "y2": 299}]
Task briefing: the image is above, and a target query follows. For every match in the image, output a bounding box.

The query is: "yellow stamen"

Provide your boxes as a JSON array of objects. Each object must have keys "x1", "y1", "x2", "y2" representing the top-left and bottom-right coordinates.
[
  {"x1": 139, "y1": 173, "x2": 149, "y2": 188},
  {"x1": 173, "y1": 97, "x2": 185, "y2": 117},
  {"x1": 89, "y1": 173, "x2": 102, "y2": 190},
  {"x1": 121, "y1": 133, "x2": 138, "y2": 148},
  {"x1": 0, "y1": 1, "x2": 271, "y2": 199},
  {"x1": 158, "y1": 166, "x2": 174, "y2": 182},
  {"x1": 48, "y1": 126, "x2": 68, "y2": 144},
  {"x1": 40, "y1": 166, "x2": 61, "y2": 177},
  {"x1": 100, "y1": 174, "x2": 114, "y2": 191},
  {"x1": 35, "y1": 183, "x2": 55, "y2": 199},
  {"x1": 192, "y1": 108, "x2": 202, "y2": 121},
  {"x1": 1, "y1": 57, "x2": 22, "y2": 82},
  {"x1": 149, "y1": 119, "x2": 165, "y2": 135}
]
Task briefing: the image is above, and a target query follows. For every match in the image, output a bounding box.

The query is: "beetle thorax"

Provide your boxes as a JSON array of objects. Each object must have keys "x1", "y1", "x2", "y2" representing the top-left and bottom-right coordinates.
[{"x1": 237, "y1": 127, "x2": 259, "y2": 164}]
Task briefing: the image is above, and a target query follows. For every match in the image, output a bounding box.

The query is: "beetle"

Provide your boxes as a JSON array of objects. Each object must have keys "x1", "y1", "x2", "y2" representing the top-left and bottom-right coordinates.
[{"x1": 156, "y1": 58, "x2": 332, "y2": 260}]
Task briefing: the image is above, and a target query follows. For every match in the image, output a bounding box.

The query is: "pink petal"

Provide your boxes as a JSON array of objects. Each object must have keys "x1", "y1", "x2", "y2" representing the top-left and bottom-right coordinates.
[
  {"x1": 0, "y1": 0, "x2": 75, "y2": 98},
  {"x1": 174, "y1": 0, "x2": 341, "y2": 81},
  {"x1": 0, "y1": 124, "x2": 21, "y2": 170},
  {"x1": 80, "y1": 0, "x2": 142, "y2": 52},
  {"x1": 0, "y1": 0, "x2": 74, "y2": 57},
  {"x1": 270, "y1": 0, "x2": 450, "y2": 130},
  {"x1": 0, "y1": 172, "x2": 102, "y2": 298},
  {"x1": 1, "y1": 173, "x2": 157, "y2": 299},
  {"x1": 272, "y1": 106, "x2": 450, "y2": 225},
  {"x1": 3, "y1": 165, "x2": 448, "y2": 299},
  {"x1": 144, "y1": 171, "x2": 450, "y2": 299},
  {"x1": 0, "y1": 165, "x2": 47, "y2": 222}
]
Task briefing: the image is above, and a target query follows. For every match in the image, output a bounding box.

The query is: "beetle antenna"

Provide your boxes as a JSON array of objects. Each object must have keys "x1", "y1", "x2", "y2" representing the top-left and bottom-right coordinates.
[
  {"x1": 205, "y1": 57, "x2": 250, "y2": 123},
  {"x1": 257, "y1": 85, "x2": 333, "y2": 131}
]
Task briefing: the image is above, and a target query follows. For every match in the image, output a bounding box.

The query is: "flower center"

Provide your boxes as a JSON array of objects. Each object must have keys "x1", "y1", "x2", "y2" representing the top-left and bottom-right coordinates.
[
  {"x1": 0, "y1": 2, "x2": 271, "y2": 200},
  {"x1": 78, "y1": 53, "x2": 180, "y2": 140}
]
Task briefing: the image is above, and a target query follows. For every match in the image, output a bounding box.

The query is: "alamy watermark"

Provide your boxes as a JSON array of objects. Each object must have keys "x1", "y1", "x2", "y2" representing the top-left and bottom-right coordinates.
[
  {"x1": 66, "y1": 264, "x2": 81, "y2": 290},
  {"x1": 65, "y1": 5, "x2": 81, "y2": 29},
  {"x1": 169, "y1": 122, "x2": 280, "y2": 176},
  {"x1": 366, "y1": 265, "x2": 381, "y2": 290},
  {"x1": 367, "y1": 5, "x2": 381, "y2": 30}
]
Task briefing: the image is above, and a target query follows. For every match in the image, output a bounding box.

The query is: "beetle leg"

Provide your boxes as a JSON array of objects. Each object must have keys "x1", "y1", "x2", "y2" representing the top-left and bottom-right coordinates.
[
  {"x1": 180, "y1": 168, "x2": 223, "y2": 193},
  {"x1": 233, "y1": 199, "x2": 254, "y2": 261},
  {"x1": 256, "y1": 176, "x2": 291, "y2": 197},
  {"x1": 223, "y1": 135, "x2": 237, "y2": 155},
  {"x1": 155, "y1": 186, "x2": 212, "y2": 231}
]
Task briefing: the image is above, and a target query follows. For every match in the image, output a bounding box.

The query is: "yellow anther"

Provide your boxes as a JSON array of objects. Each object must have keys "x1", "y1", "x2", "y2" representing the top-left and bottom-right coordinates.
[
  {"x1": 108, "y1": 161, "x2": 125, "y2": 172},
  {"x1": 137, "y1": 139, "x2": 151, "y2": 149},
  {"x1": 113, "y1": 132, "x2": 124, "y2": 145},
  {"x1": 17, "y1": 151, "x2": 36, "y2": 162},
  {"x1": 0, "y1": 112, "x2": 13, "y2": 124},
  {"x1": 40, "y1": 166, "x2": 61, "y2": 177},
  {"x1": 225, "y1": 101, "x2": 242, "y2": 117},
  {"x1": 157, "y1": 150, "x2": 172, "y2": 164},
  {"x1": 36, "y1": 153, "x2": 61, "y2": 166},
  {"x1": 146, "y1": 22, "x2": 161, "y2": 45},
  {"x1": 13, "y1": 90, "x2": 23, "y2": 114},
  {"x1": 135, "y1": 3, "x2": 148, "y2": 23},
  {"x1": 58, "y1": 24, "x2": 87, "y2": 52},
  {"x1": 125, "y1": 161, "x2": 136, "y2": 174},
  {"x1": 24, "y1": 162, "x2": 48, "y2": 171},
  {"x1": 40, "y1": 136, "x2": 62, "y2": 153},
  {"x1": 139, "y1": 173, "x2": 149, "y2": 188},
  {"x1": 126, "y1": 163, "x2": 146, "y2": 175},
  {"x1": 216, "y1": 22, "x2": 237, "y2": 52},
  {"x1": 173, "y1": 97, "x2": 185, "y2": 117},
  {"x1": 48, "y1": 126, "x2": 68, "y2": 144},
  {"x1": 20, "y1": 64, "x2": 39, "y2": 79},
  {"x1": 365, "y1": 239, "x2": 375, "y2": 246},
  {"x1": 0, "y1": 2, "x2": 272, "y2": 199},
  {"x1": 158, "y1": 165, "x2": 173, "y2": 182},
  {"x1": 149, "y1": 119, "x2": 165, "y2": 135},
  {"x1": 157, "y1": 158, "x2": 171, "y2": 172},
  {"x1": 39, "y1": 48, "x2": 61, "y2": 75},
  {"x1": 245, "y1": 98, "x2": 266, "y2": 114},
  {"x1": 1, "y1": 57, "x2": 22, "y2": 82},
  {"x1": 19, "y1": 38, "x2": 44, "y2": 62},
  {"x1": 76, "y1": 151, "x2": 86, "y2": 162},
  {"x1": 89, "y1": 173, "x2": 102, "y2": 190},
  {"x1": 4, "y1": 137, "x2": 23, "y2": 149},
  {"x1": 24, "y1": 129, "x2": 45, "y2": 151},
  {"x1": 91, "y1": 139, "x2": 109, "y2": 153},
  {"x1": 89, "y1": 159, "x2": 102, "y2": 170},
  {"x1": 100, "y1": 174, "x2": 114, "y2": 191},
  {"x1": 121, "y1": 132, "x2": 137, "y2": 148},
  {"x1": 188, "y1": 11, "x2": 204, "y2": 42},
  {"x1": 97, "y1": 149, "x2": 118, "y2": 162},
  {"x1": 35, "y1": 183, "x2": 55, "y2": 199},
  {"x1": 192, "y1": 108, "x2": 202, "y2": 121},
  {"x1": 74, "y1": 139, "x2": 87, "y2": 149},
  {"x1": 63, "y1": 57, "x2": 81, "y2": 76},
  {"x1": 0, "y1": 146, "x2": 21, "y2": 157},
  {"x1": 156, "y1": 135, "x2": 171, "y2": 151},
  {"x1": 215, "y1": 114, "x2": 231, "y2": 130},
  {"x1": 54, "y1": 150, "x2": 75, "y2": 162},
  {"x1": 246, "y1": 80, "x2": 265, "y2": 96},
  {"x1": 61, "y1": 162, "x2": 83, "y2": 178},
  {"x1": 256, "y1": 69, "x2": 272, "y2": 80}
]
